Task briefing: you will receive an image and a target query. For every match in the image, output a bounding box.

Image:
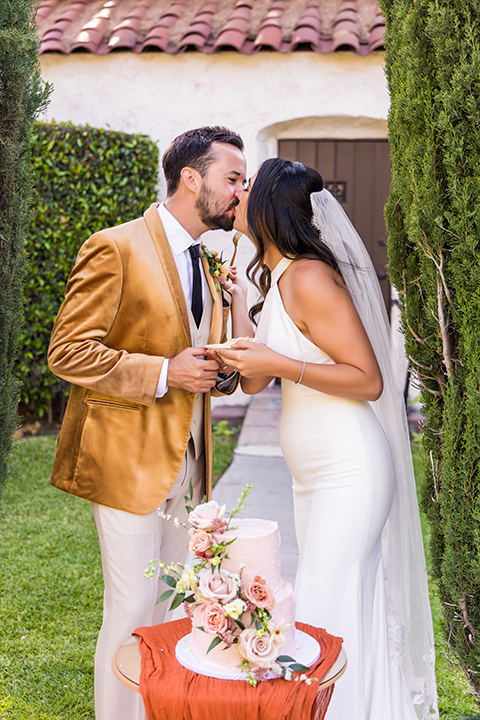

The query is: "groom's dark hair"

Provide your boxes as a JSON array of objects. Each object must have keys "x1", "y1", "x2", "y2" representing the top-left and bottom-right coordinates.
[{"x1": 162, "y1": 126, "x2": 244, "y2": 196}]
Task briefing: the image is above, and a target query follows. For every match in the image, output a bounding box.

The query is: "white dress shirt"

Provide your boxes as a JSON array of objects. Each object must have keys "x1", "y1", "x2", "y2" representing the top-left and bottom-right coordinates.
[{"x1": 155, "y1": 203, "x2": 206, "y2": 398}]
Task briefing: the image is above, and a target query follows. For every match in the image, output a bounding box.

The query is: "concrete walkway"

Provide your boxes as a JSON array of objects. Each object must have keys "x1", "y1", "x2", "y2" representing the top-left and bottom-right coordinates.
[{"x1": 212, "y1": 385, "x2": 299, "y2": 586}]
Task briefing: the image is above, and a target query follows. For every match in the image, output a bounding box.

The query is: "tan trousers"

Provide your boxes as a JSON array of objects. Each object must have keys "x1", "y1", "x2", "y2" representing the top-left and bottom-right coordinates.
[{"x1": 92, "y1": 439, "x2": 204, "y2": 720}]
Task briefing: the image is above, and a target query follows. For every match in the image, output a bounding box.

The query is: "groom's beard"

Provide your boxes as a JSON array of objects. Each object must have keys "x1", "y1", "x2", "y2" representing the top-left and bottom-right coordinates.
[{"x1": 196, "y1": 183, "x2": 239, "y2": 231}]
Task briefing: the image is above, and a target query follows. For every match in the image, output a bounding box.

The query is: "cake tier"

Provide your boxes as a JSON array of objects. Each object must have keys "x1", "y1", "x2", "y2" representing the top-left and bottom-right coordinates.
[
  {"x1": 216, "y1": 518, "x2": 283, "y2": 591},
  {"x1": 189, "y1": 518, "x2": 297, "y2": 671},
  {"x1": 190, "y1": 579, "x2": 297, "y2": 671}
]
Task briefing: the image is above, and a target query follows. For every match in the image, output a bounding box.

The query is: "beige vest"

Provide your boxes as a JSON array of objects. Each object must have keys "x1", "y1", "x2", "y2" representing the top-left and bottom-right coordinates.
[{"x1": 188, "y1": 279, "x2": 214, "y2": 458}]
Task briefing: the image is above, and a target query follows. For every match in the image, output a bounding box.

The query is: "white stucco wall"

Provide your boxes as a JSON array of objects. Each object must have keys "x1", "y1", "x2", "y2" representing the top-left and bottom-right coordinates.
[
  {"x1": 40, "y1": 50, "x2": 388, "y2": 182},
  {"x1": 39, "y1": 50, "x2": 391, "y2": 407},
  {"x1": 39, "y1": 50, "x2": 389, "y2": 283}
]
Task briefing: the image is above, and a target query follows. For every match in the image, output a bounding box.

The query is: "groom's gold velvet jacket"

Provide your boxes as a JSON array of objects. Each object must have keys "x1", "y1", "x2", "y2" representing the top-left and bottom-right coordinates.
[{"x1": 48, "y1": 204, "x2": 230, "y2": 514}]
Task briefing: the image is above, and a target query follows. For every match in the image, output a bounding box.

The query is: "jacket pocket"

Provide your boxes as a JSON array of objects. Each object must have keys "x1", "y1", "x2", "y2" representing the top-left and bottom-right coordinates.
[{"x1": 85, "y1": 398, "x2": 141, "y2": 411}]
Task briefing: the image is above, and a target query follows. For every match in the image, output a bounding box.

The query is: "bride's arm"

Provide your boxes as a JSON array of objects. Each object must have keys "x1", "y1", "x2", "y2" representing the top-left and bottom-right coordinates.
[{"x1": 218, "y1": 260, "x2": 383, "y2": 402}]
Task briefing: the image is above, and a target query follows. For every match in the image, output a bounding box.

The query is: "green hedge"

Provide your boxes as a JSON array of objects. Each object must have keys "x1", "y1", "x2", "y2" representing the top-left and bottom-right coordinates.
[
  {"x1": 18, "y1": 122, "x2": 159, "y2": 421},
  {"x1": 0, "y1": 0, "x2": 51, "y2": 502}
]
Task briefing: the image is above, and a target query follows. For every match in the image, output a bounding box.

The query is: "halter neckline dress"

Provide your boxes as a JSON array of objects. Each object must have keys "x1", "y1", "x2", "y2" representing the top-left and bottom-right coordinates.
[{"x1": 255, "y1": 256, "x2": 416, "y2": 720}]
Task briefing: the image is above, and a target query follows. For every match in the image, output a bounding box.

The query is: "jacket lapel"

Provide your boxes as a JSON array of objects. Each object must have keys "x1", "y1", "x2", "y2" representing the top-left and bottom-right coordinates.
[
  {"x1": 143, "y1": 204, "x2": 191, "y2": 345},
  {"x1": 202, "y1": 254, "x2": 223, "y2": 343}
]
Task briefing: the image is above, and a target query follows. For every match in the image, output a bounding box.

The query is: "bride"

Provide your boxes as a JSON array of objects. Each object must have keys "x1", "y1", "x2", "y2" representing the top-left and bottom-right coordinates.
[{"x1": 211, "y1": 158, "x2": 438, "y2": 719}]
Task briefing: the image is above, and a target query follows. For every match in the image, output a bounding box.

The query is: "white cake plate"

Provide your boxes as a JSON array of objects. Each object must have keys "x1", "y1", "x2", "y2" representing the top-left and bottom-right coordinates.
[{"x1": 175, "y1": 629, "x2": 321, "y2": 681}]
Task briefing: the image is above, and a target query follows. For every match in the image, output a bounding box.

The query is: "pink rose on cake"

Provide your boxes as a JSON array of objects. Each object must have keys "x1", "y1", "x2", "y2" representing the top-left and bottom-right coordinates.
[
  {"x1": 188, "y1": 530, "x2": 214, "y2": 559},
  {"x1": 243, "y1": 576, "x2": 276, "y2": 611},
  {"x1": 238, "y1": 628, "x2": 279, "y2": 668},
  {"x1": 189, "y1": 500, "x2": 228, "y2": 533},
  {"x1": 198, "y1": 567, "x2": 239, "y2": 602},
  {"x1": 201, "y1": 602, "x2": 230, "y2": 635}
]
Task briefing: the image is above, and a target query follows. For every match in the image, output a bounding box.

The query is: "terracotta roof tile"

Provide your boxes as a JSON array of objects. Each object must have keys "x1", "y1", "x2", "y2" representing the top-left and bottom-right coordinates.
[
  {"x1": 291, "y1": 0, "x2": 322, "y2": 50},
  {"x1": 254, "y1": 0, "x2": 284, "y2": 50},
  {"x1": 109, "y1": 0, "x2": 152, "y2": 50},
  {"x1": 332, "y1": 1, "x2": 359, "y2": 52},
  {"x1": 214, "y1": 1, "x2": 252, "y2": 51},
  {"x1": 141, "y1": 0, "x2": 187, "y2": 52},
  {"x1": 368, "y1": 6, "x2": 385, "y2": 51},
  {"x1": 37, "y1": 0, "x2": 385, "y2": 56},
  {"x1": 177, "y1": 1, "x2": 218, "y2": 52},
  {"x1": 38, "y1": 0, "x2": 91, "y2": 54},
  {"x1": 69, "y1": 0, "x2": 120, "y2": 53},
  {"x1": 36, "y1": 0, "x2": 60, "y2": 23}
]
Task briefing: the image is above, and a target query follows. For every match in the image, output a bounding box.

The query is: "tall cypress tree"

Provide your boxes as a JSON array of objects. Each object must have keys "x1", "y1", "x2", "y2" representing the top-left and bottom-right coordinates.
[
  {"x1": 381, "y1": 0, "x2": 480, "y2": 700},
  {"x1": 0, "y1": 1, "x2": 50, "y2": 502}
]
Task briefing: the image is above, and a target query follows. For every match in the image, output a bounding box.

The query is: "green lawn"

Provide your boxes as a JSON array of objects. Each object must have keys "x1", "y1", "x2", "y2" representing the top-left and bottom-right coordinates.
[{"x1": 0, "y1": 434, "x2": 478, "y2": 719}]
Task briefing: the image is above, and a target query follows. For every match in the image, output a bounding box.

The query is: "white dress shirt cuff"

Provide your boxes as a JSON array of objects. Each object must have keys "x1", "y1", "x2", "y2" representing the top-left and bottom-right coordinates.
[{"x1": 155, "y1": 359, "x2": 169, "y2": 398}]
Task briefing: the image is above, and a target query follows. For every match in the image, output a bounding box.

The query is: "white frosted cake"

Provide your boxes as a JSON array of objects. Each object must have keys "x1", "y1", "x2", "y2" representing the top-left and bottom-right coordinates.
[{"x1": 188, "y1": 518, "x2": 297, "y2": 672}]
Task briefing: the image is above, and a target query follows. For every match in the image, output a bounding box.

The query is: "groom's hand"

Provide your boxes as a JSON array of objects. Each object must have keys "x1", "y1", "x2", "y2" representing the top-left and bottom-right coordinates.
[{"x1": 167, "y1": 347, "x2": 220, "y2": 393}]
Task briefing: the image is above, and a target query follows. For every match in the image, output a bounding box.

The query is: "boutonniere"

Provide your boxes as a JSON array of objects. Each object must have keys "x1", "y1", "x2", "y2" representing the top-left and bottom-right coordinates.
[{"x1": 201, "y1": 244, "x2": 229, "y2": 292}]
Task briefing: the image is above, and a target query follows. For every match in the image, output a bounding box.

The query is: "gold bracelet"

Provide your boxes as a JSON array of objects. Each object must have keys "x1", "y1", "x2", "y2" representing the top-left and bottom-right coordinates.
[{"x1": 295, "y1": 360, "x2": 306, "y2": 384}]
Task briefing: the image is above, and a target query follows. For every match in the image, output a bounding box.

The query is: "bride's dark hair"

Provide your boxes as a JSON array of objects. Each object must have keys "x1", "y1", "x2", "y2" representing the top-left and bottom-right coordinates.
[{"x1": 246, "y1": 157, "x2": 340, "y2": 323}]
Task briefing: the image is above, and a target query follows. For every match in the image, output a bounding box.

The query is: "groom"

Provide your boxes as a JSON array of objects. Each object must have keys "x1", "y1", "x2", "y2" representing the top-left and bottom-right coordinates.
[{"x1": 47, "y1": 126, "x2": 246, "y2": 720}]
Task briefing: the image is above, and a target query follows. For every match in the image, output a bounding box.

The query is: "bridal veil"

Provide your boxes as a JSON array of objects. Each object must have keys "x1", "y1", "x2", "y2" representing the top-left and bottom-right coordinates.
[{"x1": 311, "y1": 189, "x2": 438, "y2": 719}]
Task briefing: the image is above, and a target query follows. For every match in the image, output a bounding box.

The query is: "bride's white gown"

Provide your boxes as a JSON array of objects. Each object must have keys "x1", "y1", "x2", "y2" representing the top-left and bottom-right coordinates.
[{"x1": 256, "y1": 257, "x2": 417, "y2": 720}]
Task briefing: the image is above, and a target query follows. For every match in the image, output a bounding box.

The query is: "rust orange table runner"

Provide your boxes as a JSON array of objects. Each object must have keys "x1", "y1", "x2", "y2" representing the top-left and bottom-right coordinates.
[{"x1": 134, "y1": 619, "x2": 343, "y2": 720}]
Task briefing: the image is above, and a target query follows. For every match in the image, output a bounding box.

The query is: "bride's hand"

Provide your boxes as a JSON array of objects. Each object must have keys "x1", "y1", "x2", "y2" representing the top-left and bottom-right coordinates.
[
  {"x1": 217, "y1": 339, "x2": 277, "y2": 378},
  {"x1": 218, "y1": 266, "x2": 248, "y2": 298}
]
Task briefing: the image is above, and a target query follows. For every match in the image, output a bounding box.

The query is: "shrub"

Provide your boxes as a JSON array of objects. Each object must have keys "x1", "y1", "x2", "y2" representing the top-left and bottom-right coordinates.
[
  {"x1": 0, "y1": 0, "x2": 50, "y2": 501},
  {"x1": 382, "y1": 0, "x2": 480, "y2": 703},
  {"x1": 18, "y1": 121, "x2": 159, "y2": 421}
]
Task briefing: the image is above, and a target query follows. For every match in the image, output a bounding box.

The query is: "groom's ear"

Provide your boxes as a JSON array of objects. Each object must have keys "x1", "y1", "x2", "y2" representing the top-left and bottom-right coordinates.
[{"x1": 180, "y1": 166, "x2": 202, "y2": 194}]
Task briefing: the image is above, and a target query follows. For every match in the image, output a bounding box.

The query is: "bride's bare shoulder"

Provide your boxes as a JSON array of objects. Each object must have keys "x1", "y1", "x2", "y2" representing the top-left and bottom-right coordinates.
[
  {"x1": 289, "y1": 258, "x2": 346, "y2": 299},
  {"x1": 279, "y1": 258, "x2": 351, "y2": 329}
]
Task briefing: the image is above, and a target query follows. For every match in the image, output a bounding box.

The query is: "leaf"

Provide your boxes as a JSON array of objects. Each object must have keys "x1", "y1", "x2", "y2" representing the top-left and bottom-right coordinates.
[
  {"x1": 156, "y1": 589, "x2": 174, "y2": 604},
  {"x1": 169, "y1": 593, "x2": 186, "y2": 611},
  {"x1": 161, "y1": 574, "x2": 177, "y2": 588},
  {"x1": 289, "y1": 664, "x2": 311, "y2": 673},
  {"x1": 184, "y1": 477, "x2": 194, "y2": 505},
  {"x1": 276, "y1": 655, "x2": 296, "y2": 663},
  {"x1": 206, "y1": 636, "x2": 223, "y2": 654},
  {"x1": 184, "y1": 594, "x2": 196, "y2": 603},
  {"x1": 235, "y1": 619, "x2": 245, "y2": 630}
]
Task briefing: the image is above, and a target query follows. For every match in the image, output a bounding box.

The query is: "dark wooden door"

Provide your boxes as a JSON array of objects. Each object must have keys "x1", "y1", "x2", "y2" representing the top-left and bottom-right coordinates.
[{"x1": 278, "y1": 139, "x2": 391, "y2": 312}]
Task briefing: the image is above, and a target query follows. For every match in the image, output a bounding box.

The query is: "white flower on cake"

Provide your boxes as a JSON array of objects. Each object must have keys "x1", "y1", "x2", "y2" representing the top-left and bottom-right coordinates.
[
  {"x1": 175, "y1": 565, "x2": 197, "y2": 594},
  {"x1": 145, "y1": 483, "x2": 317, "y2": 687},
  {"x1": 223, "y1": 598, "x2": 247, "y2": 619},
  {"x1": 198, "y1": 567, "x2": 239, "y2": 603},
  {"x1": 269, "y1": 618, "x2": 290, "y2": 645}
]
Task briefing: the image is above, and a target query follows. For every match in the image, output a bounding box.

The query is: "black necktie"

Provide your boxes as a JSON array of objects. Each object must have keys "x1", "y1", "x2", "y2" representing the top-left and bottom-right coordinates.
[{"x1": 188, "y1": 244, "x2": 203, "y2": 327}]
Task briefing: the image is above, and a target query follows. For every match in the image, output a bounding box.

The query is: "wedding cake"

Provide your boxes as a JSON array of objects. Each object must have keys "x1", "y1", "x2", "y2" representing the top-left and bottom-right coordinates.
[
  {"x1": 148, "y1": 490, "x2": 320, "y2": 683},
  {"x1": 188, "y1": 518, "x2": 297, "y2": 672}
]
